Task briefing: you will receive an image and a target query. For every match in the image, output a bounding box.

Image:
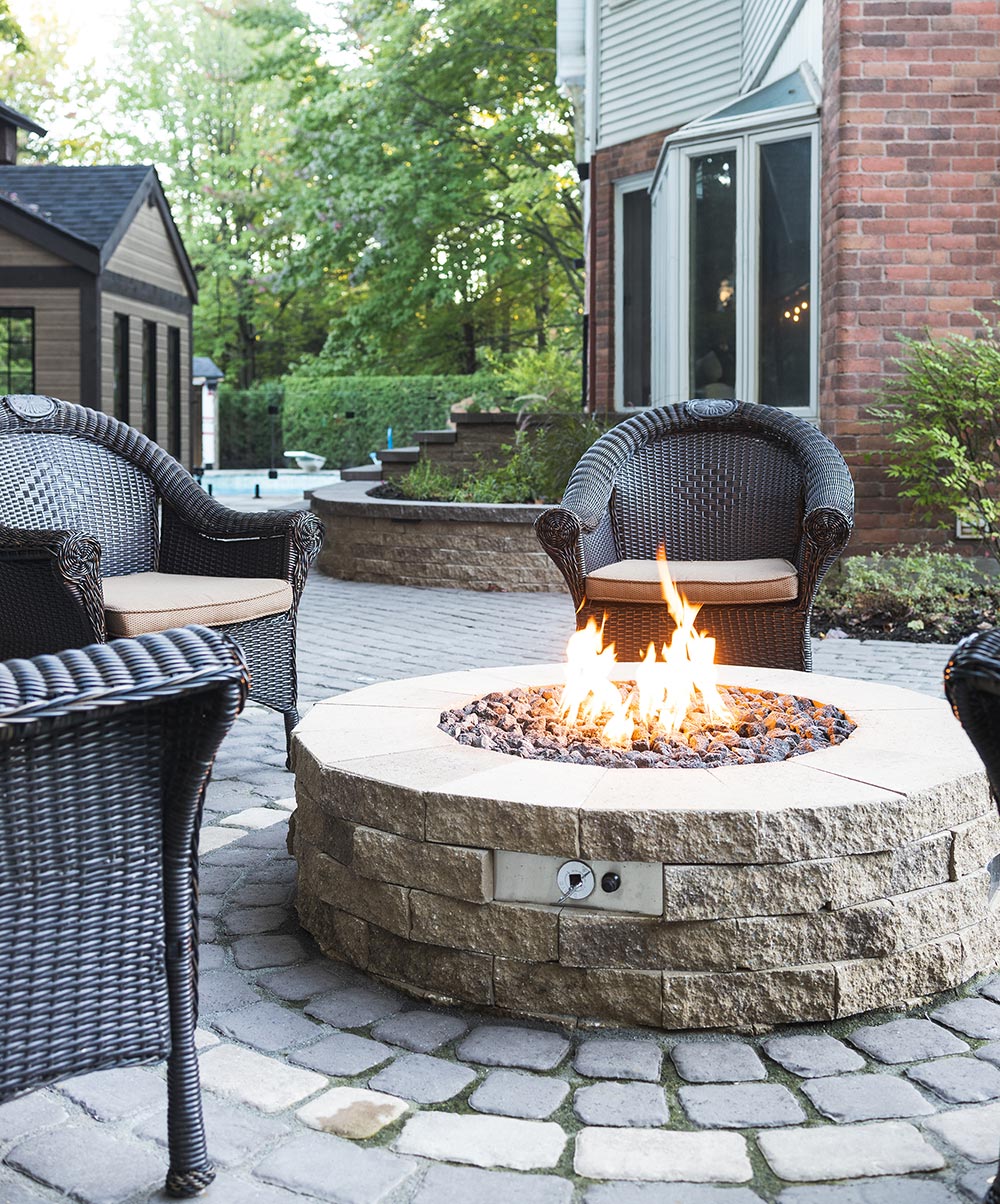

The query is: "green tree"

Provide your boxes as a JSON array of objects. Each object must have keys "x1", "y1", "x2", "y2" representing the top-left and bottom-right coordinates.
[
  {"x1": 109, "y1": 0, "x2": 329, "y2": 385},
  {"x1": 292, "y1": 0, "x2": 583, "y2": 375}
]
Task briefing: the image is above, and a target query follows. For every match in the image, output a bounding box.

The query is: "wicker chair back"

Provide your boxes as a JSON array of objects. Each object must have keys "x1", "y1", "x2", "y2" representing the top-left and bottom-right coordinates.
[
  {"x1": 613, "y1": 431, "x2": 803, "y2": 562},
  {"x1": 0, "y1": 430, "x2": 158, "y2": 575}
]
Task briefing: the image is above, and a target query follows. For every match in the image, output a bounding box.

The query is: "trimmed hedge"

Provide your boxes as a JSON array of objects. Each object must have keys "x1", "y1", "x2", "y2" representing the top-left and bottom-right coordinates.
[
  {"x1": 217, "y1": 380, "x2": 282, "y2": 469},
  {"x1": 282, "y1": 365, "x2": 507, "y2": 469}
]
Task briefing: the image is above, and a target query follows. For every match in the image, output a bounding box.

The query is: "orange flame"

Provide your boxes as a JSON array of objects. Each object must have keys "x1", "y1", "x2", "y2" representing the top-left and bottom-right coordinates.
[{"x1": 558, "y1": 548, "x2": 732, "y2": 746}]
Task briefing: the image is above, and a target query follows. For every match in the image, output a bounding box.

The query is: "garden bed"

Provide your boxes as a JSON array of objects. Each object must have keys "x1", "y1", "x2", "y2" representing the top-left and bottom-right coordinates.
[{"x1": 309, "y1": 480, "x2": 567, "y2": 592}]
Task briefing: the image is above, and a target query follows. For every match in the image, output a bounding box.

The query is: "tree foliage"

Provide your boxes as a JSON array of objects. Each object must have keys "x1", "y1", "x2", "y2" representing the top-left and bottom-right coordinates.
[
  {"x1": 109, "y1": 0, "x2": 330, "y2": 385},
  {"x1": 292, "y1": 0, "x2": 582, "y2": 375}
]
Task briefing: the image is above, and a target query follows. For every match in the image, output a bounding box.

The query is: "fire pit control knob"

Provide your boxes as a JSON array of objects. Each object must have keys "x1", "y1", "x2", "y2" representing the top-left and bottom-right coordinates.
[
  {"x1": 556, "y1": 860, "x2": 595, "y2": 901},
  {"x1": 601, "y1": 871, "x2": 622, "y2": 893}
]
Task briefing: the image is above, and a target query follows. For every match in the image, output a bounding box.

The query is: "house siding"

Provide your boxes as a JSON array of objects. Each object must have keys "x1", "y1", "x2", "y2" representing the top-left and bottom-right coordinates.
[
  {"x1": 761, "y1": 0, "x2": 822, "y2": 85},
  {"x1": 105, "y1": 201, "x2": 188, "y2": 293},
  {"x1": 597, "y1": 0, "x2": 742, "y2": 148},
  {"x1": 0, "y1": 287, "x2": 80, "y2": 401},
  {"x1": 742, "y1": 0, "x2": 804, "y2": 90},
  {"x1": 100, "y1": 291, "x2": 191, "y2": 465},
  {"x1": 0, "y1": 227, "x2": 68, "y2": 268}
]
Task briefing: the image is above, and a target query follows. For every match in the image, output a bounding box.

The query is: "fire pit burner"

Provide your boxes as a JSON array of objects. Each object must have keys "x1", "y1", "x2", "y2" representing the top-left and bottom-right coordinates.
[{"x1": 440, "y1": 685, "x2": 856, "y2": 769}]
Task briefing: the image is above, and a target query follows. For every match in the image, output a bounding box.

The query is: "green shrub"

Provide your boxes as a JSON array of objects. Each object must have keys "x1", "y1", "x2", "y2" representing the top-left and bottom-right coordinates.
[
  {"x1": 489, "y1": 345, "x2": 583, "y2": 411},
  {"x1": 869, "y1": 316, "x2": 1000, "y2": 555},
  {"x1": 217, "y1": 380, "x2": 282, "y2": 469},
  {"x1": 816, "y1": 545, "x2": 1000, "y2": 635},
  {"x1": 281, "y1": 362, "x2": 509, "y2": 469}
]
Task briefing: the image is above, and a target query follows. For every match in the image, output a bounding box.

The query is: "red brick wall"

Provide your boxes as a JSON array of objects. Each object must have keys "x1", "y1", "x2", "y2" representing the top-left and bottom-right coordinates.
[
  {"x1": 588, "y1": 131, "x2": 671, "y2": 414},
  {"x1": 821, "y1": 0, "x2": 1000, "y2": 555}
]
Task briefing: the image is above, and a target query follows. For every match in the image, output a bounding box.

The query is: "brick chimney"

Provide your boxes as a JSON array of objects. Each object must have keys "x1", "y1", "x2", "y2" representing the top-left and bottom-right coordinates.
[{"x1": 0, "y1": 102, "x2": 47, "y2": 165}]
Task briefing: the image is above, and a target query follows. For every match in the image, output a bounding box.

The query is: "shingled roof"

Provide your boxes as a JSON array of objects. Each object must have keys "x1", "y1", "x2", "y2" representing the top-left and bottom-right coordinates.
[{"x1": 0, "y1": 163, "x2": 196, "y2": 296}]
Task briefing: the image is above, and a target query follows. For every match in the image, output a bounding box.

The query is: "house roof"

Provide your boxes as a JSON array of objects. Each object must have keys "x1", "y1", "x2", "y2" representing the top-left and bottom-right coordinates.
[
  {"x1": 193, "y1": 356, "x2": 224, "y2": 383},
  {"x1": 0, "y1": 164, "x2": 197, "y2": 298},
  {"x1": 0, "y1": 101, "x2": 46, "y2": 137}
]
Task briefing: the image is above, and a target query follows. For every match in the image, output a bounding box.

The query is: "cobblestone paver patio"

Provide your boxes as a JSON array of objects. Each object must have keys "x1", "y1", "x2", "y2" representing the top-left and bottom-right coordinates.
[{"x1": 0, "y1": 574, "x2": 996, "y2": 1204}]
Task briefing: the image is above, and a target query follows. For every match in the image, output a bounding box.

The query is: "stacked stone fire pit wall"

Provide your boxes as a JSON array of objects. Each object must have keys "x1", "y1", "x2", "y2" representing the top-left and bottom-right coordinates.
[
  {"x1": 310, "y1": 480, "x2": 565, "y2": 592},
  {"x1": 290, "y1": 665, "x2": 1000, "y2": 1031}
]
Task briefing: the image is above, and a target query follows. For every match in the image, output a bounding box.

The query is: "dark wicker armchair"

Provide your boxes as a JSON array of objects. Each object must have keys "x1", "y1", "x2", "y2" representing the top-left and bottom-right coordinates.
[
  {"x1": 944, "y1": 627, "x2": 1000, "y2": 1204},
  {"x1": 0, "y1": 393, "x2": 323, "y2": 755},
  {"x1": 535, "y1": 399, "x2": 854, "y2": 669},
  {"x1": 0, "y1": 625, "x2": 248, "y2": 1198}
]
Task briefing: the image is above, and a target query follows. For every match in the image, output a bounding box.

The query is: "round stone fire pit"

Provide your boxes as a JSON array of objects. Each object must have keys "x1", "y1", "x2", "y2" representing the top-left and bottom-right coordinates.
[{"x1": 290, "y1": 663, "x2": 1000, "y2": 1030}]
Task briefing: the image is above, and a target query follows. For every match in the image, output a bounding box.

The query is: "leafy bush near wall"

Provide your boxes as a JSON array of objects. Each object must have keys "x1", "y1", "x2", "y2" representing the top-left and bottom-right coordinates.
[
  {"x1": 282, "y1": 365, "x2": 509, "y2": 468},
  {"x1": 217, "y1": 380, "x2": 283, "y2": 469}
]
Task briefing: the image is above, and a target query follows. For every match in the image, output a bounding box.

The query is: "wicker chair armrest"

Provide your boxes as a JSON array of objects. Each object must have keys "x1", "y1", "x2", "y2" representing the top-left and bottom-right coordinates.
[
  {"x1": 0, "y1": 528, "x2": 105, "y2": 656},
  {"x1": 160, "y1": 506, "x2": 324, "y2": 600},
  {"x1": 535, "y1": 507, "x2": 587, "y2": 606}
]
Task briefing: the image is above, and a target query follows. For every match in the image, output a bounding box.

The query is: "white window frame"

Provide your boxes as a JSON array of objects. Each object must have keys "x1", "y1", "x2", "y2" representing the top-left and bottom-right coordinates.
[
  {"x1": 650, "y1": 112, "x2": 820, "y2": 418},
  {"x1": 614, "y1": 171, "x2": 654, "y2": 408}
]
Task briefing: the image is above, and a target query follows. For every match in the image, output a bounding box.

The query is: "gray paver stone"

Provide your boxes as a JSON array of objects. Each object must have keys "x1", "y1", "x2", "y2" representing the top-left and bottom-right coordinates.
[
  {"x1": 156, "y1": 1172, "x2": 305, "y2": 1203},
  {"x1": 679, "y1": 1083, "x2": 806, "y2": 1128},
  {"x1": 254, "y1": 860, "x2": 298, "y2": 883},
  {"x1": 224, "y1": 906, "x2": 290, "y2": 936},
  {"x1": 574, "y1": 1082, "x2": 670, "y2": 1127},
  {"x1": 412, "y1": 1163, "x2": 573, "y2": 1204},
  {"x1": 0, "y1": 1093, "x2": 67, "y2": 1142},
  {"x1": 56, "y1": 1067, "x2": 164, "y2": 1121},
  {"x1": 371, "y1": 1009, "x2": 469, "y2": 1053},
  {"x1": 199, "y1": 969, "x2": 262, "y2": 1012},
  {"x1": 135, "y1": 1098, "x2": 290, "y2": 1168},
  {"x1": 232, "y1": 934, "x2": 309, "y2": 970},
  {"x1": 257, "y1": 960, "x2": 362, "y2": 1000},
  {"x1": 980, "y1": 976, "x2": 1000, "y2": 1004},
  {"x1": 470, "y1": 1070, "x2": 570, "y2": 1119},
  {"x1": 758, "y1": 1121, "x2": 946, "y2": 1180},
  {"x1": 778, "y1": 1181, "x2": 961, "y2": 1202},
  {"x1": 199, "y1": 943, "x2": 226, "y2": 970},
  {"x1": 200, "y1": 866, "x2": 242, "y2": 893},
  {"x1": 457, "y1": 1025, "x2": 571, "y2": 1071},
  {"x1": 762, "y1": 1034, "x2": 865, "y2": 1078},
  {"x1": 289, "y1": 1033, "x2": 395, "y2": 1076},
  {"x1": 254, "y1": 1131, "x2": 416, "y2": 1203},
  {"x1": 584, "y1": 1187, "x2": 765, "y2": 1204},
  {"x1": 959, "y1": 1167, "x2": 995, "y2": 1200},
  {"x1": 670, "y1": 1042, "x2": 766, "y2": 1083},
  {"x1": 846, "y1": 1019, "x2": 969, "y2": 1063},
  {"x1": 211, "y1": 1001, "x2": 323, "y2": 1051},
  {"x1": 924, "y1": 1100, "x2": 1000, "y2": 1162},
  {"x1": 802, "y1": 1074, "x2": 935, "y2": 1122},
  {"x1": 369, "y1": 1053, "x2": 477, "y2": 1103},
  {"x1": 6, "y1": 1125, "x2": 164, "y2": 1204},
  {"x1": 574, "y1": 1038, "x2": 663, "y2": 1082},
  {"x1": 975, "y1": 1041, "x2": 1000, "y2": 1068},
  {"x1": 907, "y1": 1055, "x2": 1000, "y2": 1103},
  {"x1": 930, "y1": 997, "x2": 1000, "y2": 1039},
  {"x1": 0, "y1": 1174, "x2": 50, "y2": 1203},
  {"x1": 304, "y1": 984, "x2": 406, "y2": 1029},
  {"x1": 231, "y1": 882, "x2": 294, "y2": 907}
]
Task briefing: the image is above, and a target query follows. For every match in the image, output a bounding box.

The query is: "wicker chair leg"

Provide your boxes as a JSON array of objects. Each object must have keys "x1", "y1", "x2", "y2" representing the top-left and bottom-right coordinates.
[
  {"x1": 983, "y1": 1170, "x2": 1000, "y2": 1204},
  {"x1": 284, "y1": 708, "x2": 300, "y2": 768},
  {"x1": 163, "y1": 853, "x2": 214, "y2": 1197}
]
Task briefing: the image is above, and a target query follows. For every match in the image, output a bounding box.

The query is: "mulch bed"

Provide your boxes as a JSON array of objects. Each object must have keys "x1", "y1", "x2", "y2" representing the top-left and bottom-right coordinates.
[{"x1": 812, "y1": 605, "x2": 998, "y2": 645}]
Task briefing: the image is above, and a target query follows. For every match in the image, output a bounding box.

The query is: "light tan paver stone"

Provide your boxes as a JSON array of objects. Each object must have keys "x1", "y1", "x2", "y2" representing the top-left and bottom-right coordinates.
[
  {"x1": 220, "y1": 807, "x2": 287, "y2": 829},
  {"x1": 394, "y1": 1112, "x2": 566, "y2": 1170},
  {"x1": 296, "y1": 1086, "x2": 407, "y2": 1139},
  {"x1": 199, "y1": 826, "x2": 243, "y2": 854},
  {"x1": 573, "y1": 1127, "x2": 752, "y2": 1182},
  {"x1": 199, "y1": 1044, "x2": 326, "y2": 1113},
  {"x1": 757, "y1": 1121, "x2": 947, "y2": 1180}
]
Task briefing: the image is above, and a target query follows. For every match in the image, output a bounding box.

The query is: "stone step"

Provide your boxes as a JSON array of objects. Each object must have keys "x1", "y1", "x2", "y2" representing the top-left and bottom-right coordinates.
[
  {"x1": 341, "y1": 464, "x2": 383, "y2": 482},
  {"x1": 413, "y1": 429, "x2": 458, "y2": 445},
  {"x1": 378, "y1": 447, "x2": 420, "y2": 463},
  {"x1": 451, "y1": 409, "x2": 518, "y2": 427}
]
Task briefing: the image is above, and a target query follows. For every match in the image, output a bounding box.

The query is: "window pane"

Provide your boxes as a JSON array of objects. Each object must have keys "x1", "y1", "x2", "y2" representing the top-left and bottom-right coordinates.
[
  {"x1": 622, "y1": 189, "x2": 652, "y2": 406},
  {"x1": 689, "y1": 152, "x2": 737, "y2": 399},
  {"x1": 758, "y1": 137, "x2": 812, "y2": 408},
  {"x1": 0, "y1": 309, "x2": 34, "y2": 393},
  {"x1": 142, "y1": 321, "x2": 157, "y2": 440}
]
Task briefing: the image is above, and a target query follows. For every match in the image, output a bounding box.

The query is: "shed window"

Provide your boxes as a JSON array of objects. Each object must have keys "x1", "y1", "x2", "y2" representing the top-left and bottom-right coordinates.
[
  {"x1": 167, "y1": 326, "x2": 181, "y2": 459},
  {"x1": 113, "y1": 314, "x2": 129, "y2": 422},
  {"x1": 0, "y1": 308, "x2": 34, "y2": 394},
  {"x1": 142, "y1": 320, "x2": 157, "y2": 441}
]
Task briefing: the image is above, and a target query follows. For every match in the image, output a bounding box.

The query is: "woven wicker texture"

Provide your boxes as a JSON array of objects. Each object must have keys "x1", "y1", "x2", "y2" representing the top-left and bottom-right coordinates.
[
  {"x1": 535, "y1": 400, "x2": 854, "y2": 668},
  {"x1": 0, "y1": 395, "x2": 324, "y2": 752},
  {"x1": 0, "y1": 625, "x2": 248, "y2": 1197}
]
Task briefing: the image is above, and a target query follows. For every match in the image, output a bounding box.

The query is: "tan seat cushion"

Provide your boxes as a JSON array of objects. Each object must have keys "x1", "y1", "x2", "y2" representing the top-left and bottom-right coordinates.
[
  {"x1": 102, "y1": 572, "x2": 293, "y2": 638},
  {"x1": 585, "y1": 558, "x2": 799, "y2": 606}
]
